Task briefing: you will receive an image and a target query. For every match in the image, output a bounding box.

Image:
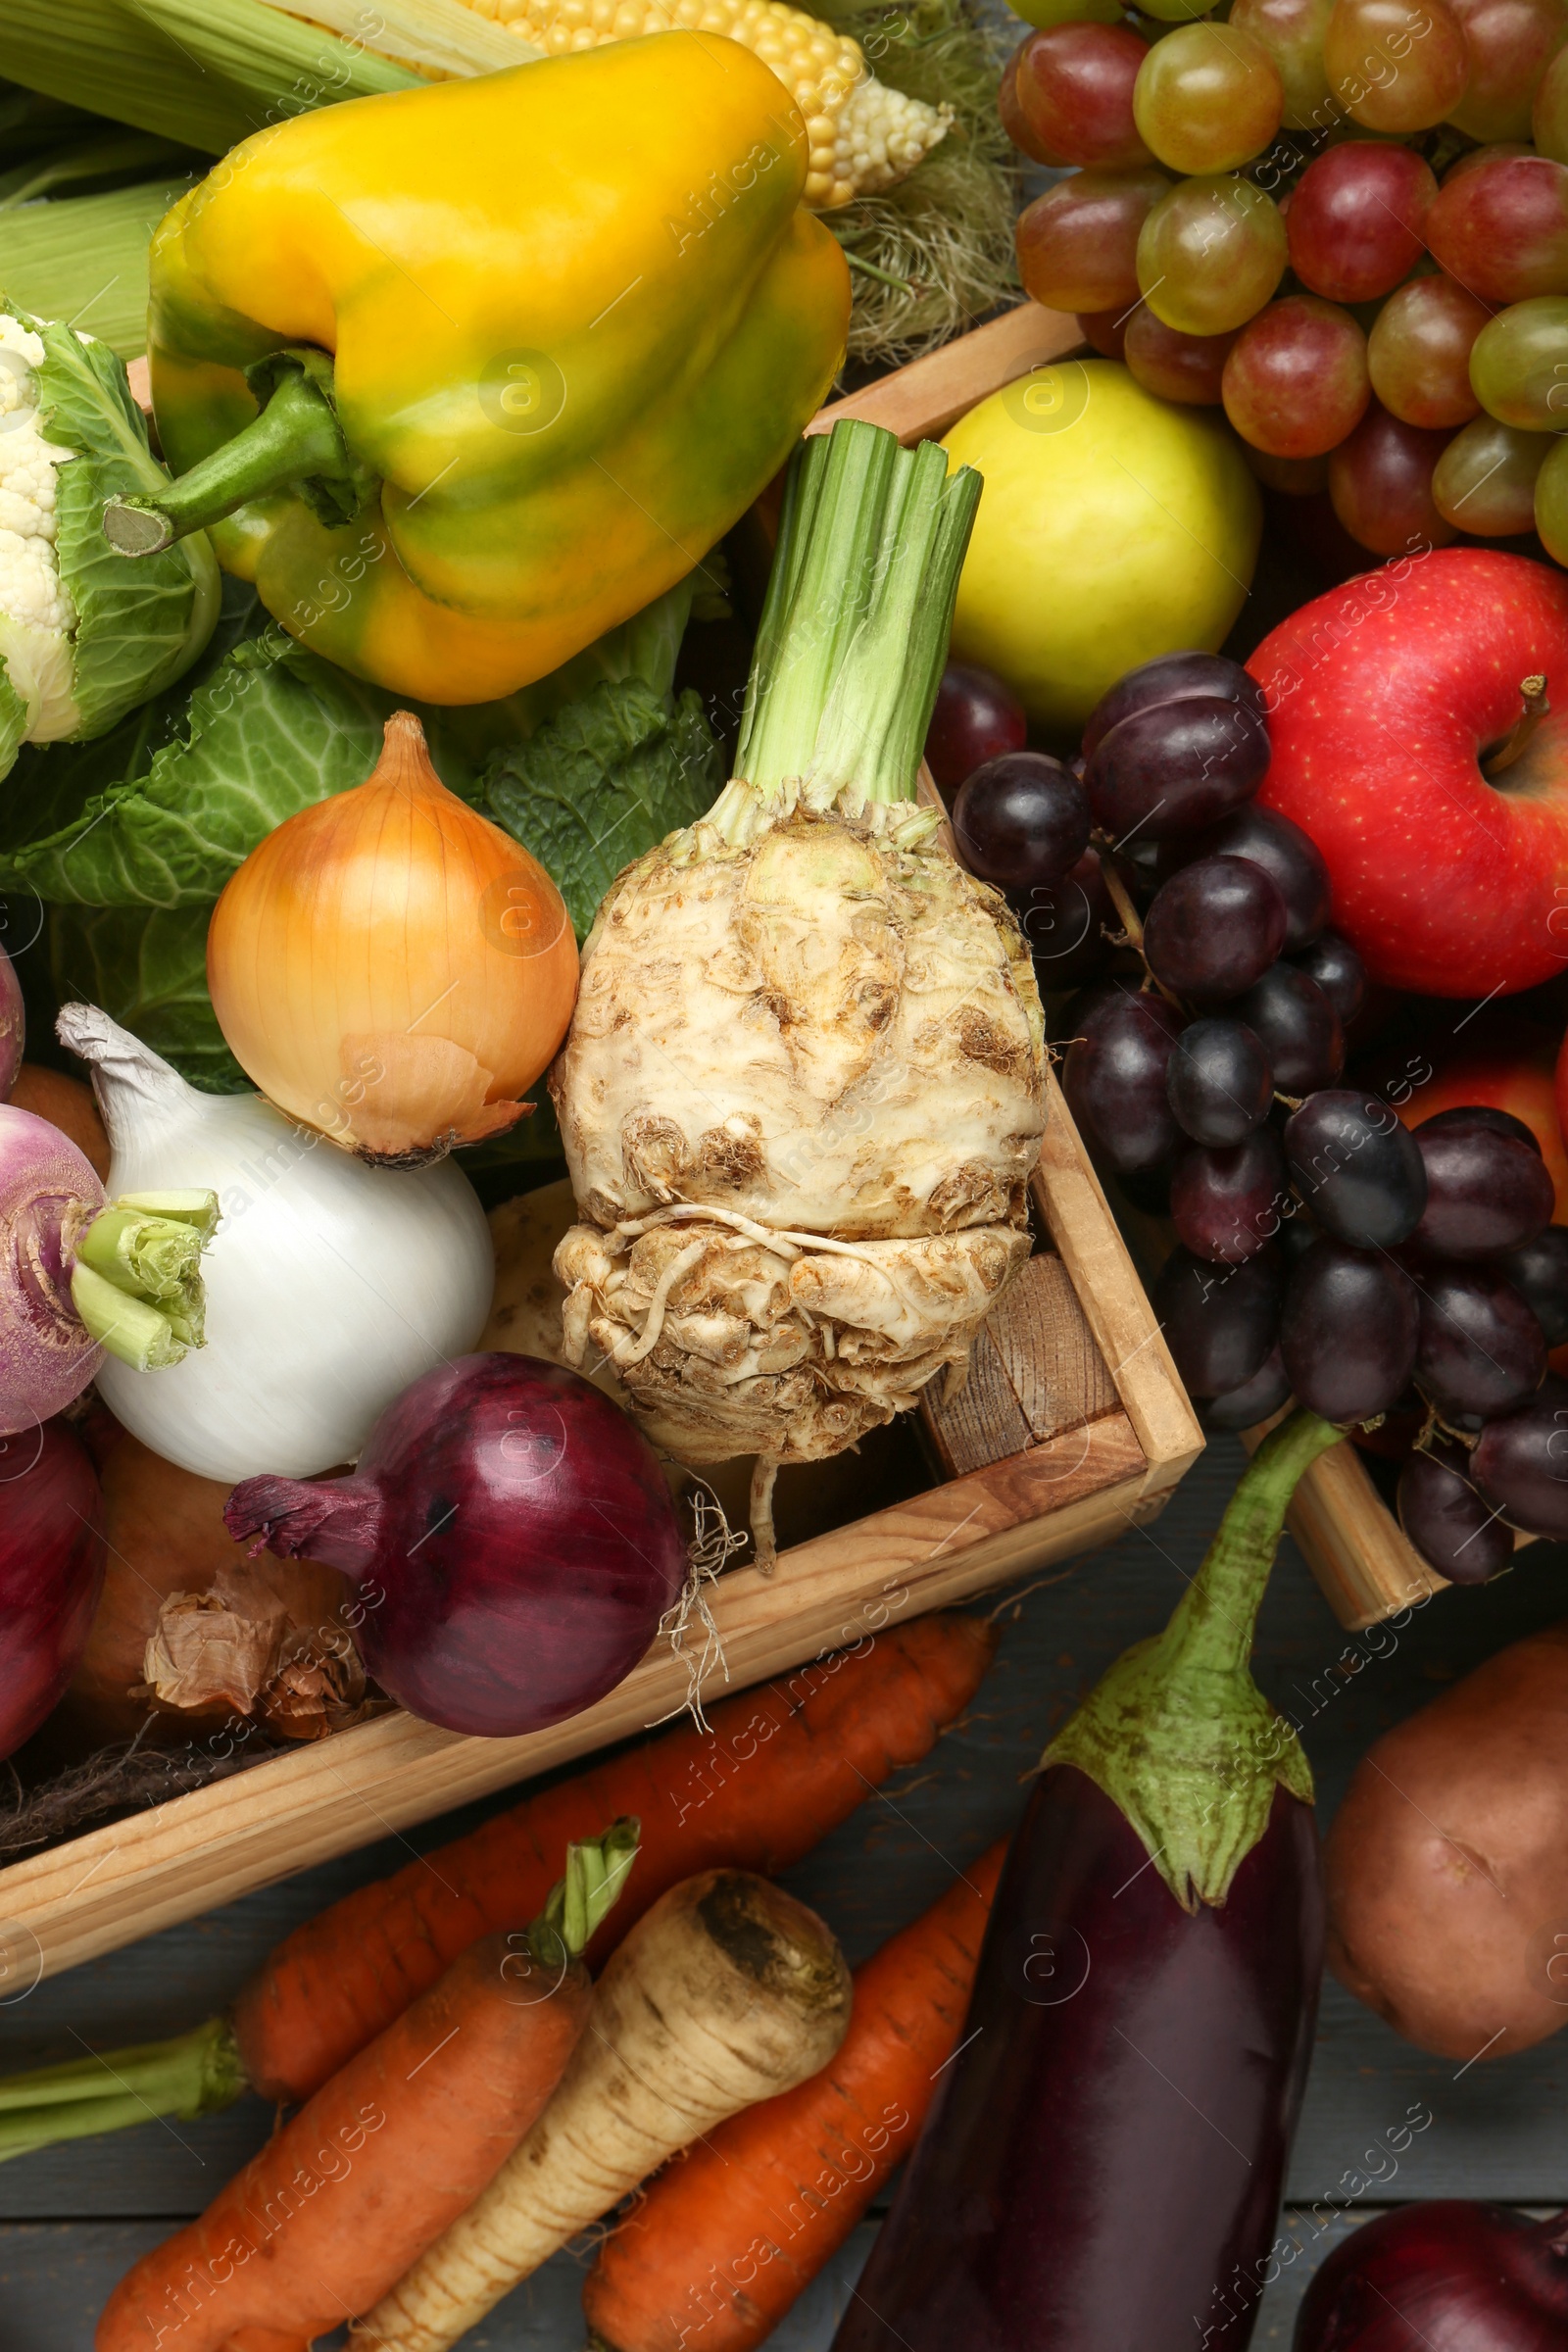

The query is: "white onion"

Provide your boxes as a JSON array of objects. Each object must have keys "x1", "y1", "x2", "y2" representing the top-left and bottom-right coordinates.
[{"x1": 57, "y1": 1006, "x2": 494, "y2": 1480}]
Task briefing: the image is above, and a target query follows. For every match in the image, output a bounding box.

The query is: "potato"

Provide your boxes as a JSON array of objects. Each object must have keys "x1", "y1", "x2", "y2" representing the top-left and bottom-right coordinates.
[{"x1": 1326, "y1": 1622, "x2": 1568, "y2": 2060}]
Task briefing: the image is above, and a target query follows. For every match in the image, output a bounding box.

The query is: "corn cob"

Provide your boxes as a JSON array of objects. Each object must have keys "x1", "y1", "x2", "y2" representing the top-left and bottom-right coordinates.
[{"x1": 449, "y1": 0, "x2": 951, "y2": 205}]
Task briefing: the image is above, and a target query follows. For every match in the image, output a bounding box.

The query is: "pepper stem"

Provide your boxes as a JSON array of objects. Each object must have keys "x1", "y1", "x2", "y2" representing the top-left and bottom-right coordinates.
[
  {"x1": 1043, "y1": 1407, "x2": 1344, "y2": 1912},
  {"x1": 0, "y1": 2016, "x2": 245, "y2": 2166},
  {"x1": 102, "y1": 365, "x2": 353, "y2": 557},
  {"x1": 71, "y1": 1190, "x2": 219, "y2": 1369}
]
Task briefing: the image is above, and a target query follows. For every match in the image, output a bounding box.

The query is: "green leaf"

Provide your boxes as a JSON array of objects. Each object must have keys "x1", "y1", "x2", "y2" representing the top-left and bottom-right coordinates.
[
  {"x1": 49, "y1": 902, "x2": 246, "y2": 1091},
  {"x1": 24, "y1": 314, "x2": 220, "y2": 740},
  {"x1": 483, "y1": 676, "x2": 723, "y2": 944},
  {"x1": 0, "y1": 662, "x2": 27, "y2": 785}
]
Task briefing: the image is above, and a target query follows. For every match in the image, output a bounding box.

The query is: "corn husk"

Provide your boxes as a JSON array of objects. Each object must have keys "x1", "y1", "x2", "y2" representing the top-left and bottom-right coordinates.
[{"x1": 0, "y1": 178, "x2": 192, "y2": 356}]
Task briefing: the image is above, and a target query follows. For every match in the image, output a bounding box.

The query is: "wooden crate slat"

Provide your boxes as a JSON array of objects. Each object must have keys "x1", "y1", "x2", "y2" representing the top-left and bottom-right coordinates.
[
  {"x1": 923, "y1": 1317, "x2": 1032, "y2": 1478},
  {"x1": 994, "y1": 1250, "x2": 1121, "y2": 1443},
  {"x1": 808, "y1": 303, "x2": 1083, "y2": 445}
]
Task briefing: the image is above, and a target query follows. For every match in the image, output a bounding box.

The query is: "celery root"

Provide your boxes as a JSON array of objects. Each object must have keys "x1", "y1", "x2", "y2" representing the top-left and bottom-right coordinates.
[{"x1": 352, "y1": 1871, "x2": 853, "y2": 2351}]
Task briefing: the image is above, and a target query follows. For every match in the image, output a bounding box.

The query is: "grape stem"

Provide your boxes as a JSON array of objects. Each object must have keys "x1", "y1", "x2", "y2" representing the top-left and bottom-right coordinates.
[
  {"x1": 1483, "y1": 675, "x2": 1549, "y2": 780},
  {"x1": 1094, "y1": 838, "x2": 1189, "y2": 1014}
]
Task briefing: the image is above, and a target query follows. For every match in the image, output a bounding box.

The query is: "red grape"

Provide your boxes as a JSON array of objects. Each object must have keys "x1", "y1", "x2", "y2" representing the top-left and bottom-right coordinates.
[
  {"x1": 925, "y1": 662, "x2": 1027, "y2": 795},
  {"x1": 1123, "y1": 308, "x2": 1234, "y2": 403},
  {"x1": 1328, "y1": 402, "x2": 1458, "y2": 555},
  {"x1": 1132, "y1": 23, "x2": 1284, "y2": 174},
  {"x1": 1063, "y1": 980, "x2": 1186, "y2": 1170},
  {"x1": 1410, "y1": 1119, "x2": 1556, "y2": 1255},
  {"x1": 1086, "y1": 696, "x2": 1271, "y2": 840},
  {"x1": 1160, "y1": 804, "x2": 1331, "y2": 949},
  {"x1": 1083, "y1": 650, "x2": 1267, "y2": 759},
  {"x1": 1204, "y1": 1343, "x2": 1293, "y2": 1428},
  {"x1": 1136, "y1": 173, "x2": 1289, "y2": 336},
  {"x1": 1078, "y1": 307, "x2": 1130, "y2": 359},
  {"x1": 1426, "y1": 149, "x2": 1568, "y2": 304},
  {"x1": 1230, "y1": 0, "x2": 1339, "y2": 129},
  {"x1": 1167, "y1": 1017, "x2": 1275, "y2": 1146},
  {"x1": 1152, "y1": 1243, "x2": 1286, "y2": 1396},
  {"x1": 1016, "y1": 168, "x2": 1172, "y2": 316},
  {"x1": 1472, "y1": 1375, "x2": 1568, "y2": 1535},
  {"x1": 1323, "y1": 0, "x2": 1472, "y2": 131},
  {"x1": 1286, "y1": 140, "x2": 1437, "y2": 303},
  {"x1": 1398, "y1": 1437, "x2": 1513, "y2": 1582},
  {"x1": 1290, "y1": 931, "x2": 1367, "y2": 1024},
  {"x1": 1245, "y1": 446, "x2": 1331, "y2": 493},
  {"x1": 1171, "y1": 1128, "x2": 1291, "y2": 1262},
  {"x1": 1230, "y1": 963, "x2": 1345, "y2": 1090},
  {"x1": 1282, "y1": 1240, "x2": 1420, "y2": 1420},
  {"x1": 1421, "y1": 1104, "x2": 1544, "y2": 1152},
  {"x1": 1018, "y1": 847, "x2": 1115, "y2": 987},
  {"x1": 954, "y1": 753, "x2": 1091, "y2": 888},
  {"x1": 1367, "y1": 274, "x2": 1492, "y2": 429},
  {"x1": 1432, "y1": 414, "x2": 1553, "y2": 530},
  {"x1": 1283, "y1": 1089, "x2": 1429, "y2": 1247},
  {"x1": 1498, "y1": 1225, "x2": 1568, "y2": 1345},
  {"x1": 1001, "y1": 24, "x2": 1154, "y2": 169},
  {"x1": 1415, "y1": 1264, "x2": 1547, "y2": 1417},
  {"x1": 1448, "y1": 0, "x2": 1567, "y2": 143},
  {"x1": 1144, "y1": 856, "x2": 1291, "y2": 999},
  {"x1": 1222, "y1": 294, "x2": 1371, "y2": 458}
]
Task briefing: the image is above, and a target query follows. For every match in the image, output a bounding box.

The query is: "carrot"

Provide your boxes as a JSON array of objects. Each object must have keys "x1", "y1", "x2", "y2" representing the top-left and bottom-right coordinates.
[
  {"x1": 354, "y1": 1871, "x2": 855, "y2": 2352},
  {"x1": 95, "y1": 1823, "x2": 639, "y2": 2352},
  {"x1": 0, "y1": 1613, "x2": 995, "y2": 2165},
  {"x1": 235, "y1": 1610, "x2": 995, "y2": 2103},
  {"x1": 581, "y1": 1839, "x2": 1007, "y2": 2352}
]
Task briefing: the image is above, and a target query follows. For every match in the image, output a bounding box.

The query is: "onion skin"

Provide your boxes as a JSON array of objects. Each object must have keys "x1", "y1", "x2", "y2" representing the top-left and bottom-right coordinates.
[
  {"x1": 0, "y1": 1417, "x2": 107, "y2": 1762},
  {"x1": 208, "y1": 712, "x2": 579, "y2": 1162},
  {"x1": 830, "y1": 1771, "x2": 1323, "y2": 2352},
  {"x1": 1294, "y1": 2201, "x2": 1568, "y2": 2349},
  {"x1": 0, "y1": 1102, "x2": 105, "y2": 1434},
  {"x1": 224, "y1": 1353, "x2": 688, "y2": 1739},
  {"x1": 1327, "y1": 1622, "x2": 1568, "y2": 2060}
]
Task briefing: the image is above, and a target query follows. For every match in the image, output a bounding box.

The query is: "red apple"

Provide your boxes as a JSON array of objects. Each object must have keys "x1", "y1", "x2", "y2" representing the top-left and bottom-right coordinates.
[{"x1": 1249, "y1": 548, "x2": 1568, "y2": 997}]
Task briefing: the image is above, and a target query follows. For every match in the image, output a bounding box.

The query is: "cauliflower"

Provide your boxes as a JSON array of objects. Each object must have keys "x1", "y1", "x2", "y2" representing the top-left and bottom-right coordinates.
[{"x1": 0, "y1": 309, "x2": 219, "y2": 781}]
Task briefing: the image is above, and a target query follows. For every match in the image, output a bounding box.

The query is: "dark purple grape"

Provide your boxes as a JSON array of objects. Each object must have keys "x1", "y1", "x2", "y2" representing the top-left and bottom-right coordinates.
[
  {"x1": 1143, "y1": 857, "x2": 1289, "y2": 1002},
  {"x1": 1497, "y1": 1225, "x2": 1568, "y2": 1348},
  {"x1": 1228, "y1": 963, "x2": 1345, "y2": 1093},
  {"x1": 1472, "y1": 1376, "x2": 1568, "y2": 1539},
  {"x1": 1202, "y1": 1344, "x2": 1293, "y2": 1430},
  {"x1": 1158, "y1": 806, "x2": 1330, "y2": 951},
  {"x1": 1152, "y1": 1243, "x2": 1284, "y2": 1397},
  {"x1": 954, "y1": 753, "x2": 1091, "y2": 891},
  {"x1": 1413, "y1": 1264, "x2": 1547, "y2": 1420},
  {"x1": 1397, "y1": 1438, "x2": 1512, "y2": 1585},
  {"x1": 1283, "y1": 1089, "x2": 1428, "y2": 1250},
  {"x1": 1081, "y1": 651, "x2": 1269, "y2": 760},
  {"x1": 1410, "y1": 1120, "x2": 1556, "y2": 1259},
  {"x1": 1281, "y1": 1240, "x2": 1419, "y2": 1423},
  {"x1": 1084, "y1": 696, "x2": 1271, "y2": 843},
  {"x1": 1062, "y1": 981, "x2": 1186, "y2": 1171},
  {"x1": 1170, "y1": 1129, "x2": 1289, "y2": 1264},
  {"x1": 1416, "y1": 1102, "x2": 1543, "y2": 1154},
  {"x1": 1016, "y1": 848, "x2": 1114, "y2": 988},
  {"x1": 925, "y1": 662, "x2": 1027, "y2": 796},
  {"x1": 1166, "y1": 1016, "x2": 1273, "y2": 1147},
  {"x1": 1290, "y1": 931, "x2": 1367, "y2": 1028}
]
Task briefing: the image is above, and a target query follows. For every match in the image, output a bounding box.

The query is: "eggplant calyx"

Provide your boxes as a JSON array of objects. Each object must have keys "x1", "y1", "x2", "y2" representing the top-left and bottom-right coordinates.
[{"x1": 1042, "y1": 1407, "x2": 1344, "y2": 1914}]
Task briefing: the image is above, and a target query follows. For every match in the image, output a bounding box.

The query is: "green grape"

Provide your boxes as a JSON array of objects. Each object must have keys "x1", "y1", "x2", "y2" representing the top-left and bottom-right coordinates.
[
  {"x1": 1229, "y1": 0, "x2": 1337, "y2": 132},
  {"x1": 1132, "y1": 23, "x2": 1285, "y2": 172},
  {"x1": 1536, "y1": 44, "x2": 1568, "y2": 160},
  {"x1": 1137, "y1": 174, "x2": 1290, "y2": 335},
  {"x1": 1135, "y1": 0, "x2": 1223, "y2": 22},
  {"x1": 1534, "y1": 431, "x2": 1568, "y2": 559},
  {"x1": 1434, "y1": 414, "x2": 1557, "y2": 533},
  {"x1": 1469, "y1": 296, "x2": 1568, "y2": 430},
  {"x1": 1008, "y1": 0, "x2": 1123, "y2": 26}
]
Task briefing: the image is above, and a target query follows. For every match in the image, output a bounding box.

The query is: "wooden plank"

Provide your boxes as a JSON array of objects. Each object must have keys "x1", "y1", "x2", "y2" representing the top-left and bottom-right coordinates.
[
  {"x1": 922, "y1": 1315, "x2": 1031, "y2": 1478},
  {"x1": 1031, "y1": 1069, "x2": 1205, "y2": 1486},
  {"x1": 995, "y1": 1250, "x2": 1121, "y2": 1441},
  {"x1": 0, "y1": 1413, "x2": 1152, "y2": 1985},
  {"x1": 808, "y1": 302, "x2": 1085, "y2": 445}
]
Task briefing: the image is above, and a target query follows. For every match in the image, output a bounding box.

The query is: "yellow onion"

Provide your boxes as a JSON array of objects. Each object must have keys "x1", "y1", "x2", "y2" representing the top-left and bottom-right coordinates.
[{"x1": 208, "y1": 711, "x2": 577, "y2": 1162}]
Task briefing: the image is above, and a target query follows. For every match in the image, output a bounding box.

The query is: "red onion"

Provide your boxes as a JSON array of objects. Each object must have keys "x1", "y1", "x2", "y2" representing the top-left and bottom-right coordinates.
[
  {"x1": 0, "y1": 1417, "x2": 106, "y2": 1760},
  {"x1": 1295, "y1": 2201, "x2": 1568, "y2": 2349},
  {"x1": 224, "y1": 1353, "x2": 689, "y2": 1738}
]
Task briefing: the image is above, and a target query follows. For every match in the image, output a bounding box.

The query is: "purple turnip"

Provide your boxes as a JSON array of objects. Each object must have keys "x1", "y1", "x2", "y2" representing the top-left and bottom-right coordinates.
[{"x1": 224, "y1": 1353, "x2": 690, "y2": 1739}]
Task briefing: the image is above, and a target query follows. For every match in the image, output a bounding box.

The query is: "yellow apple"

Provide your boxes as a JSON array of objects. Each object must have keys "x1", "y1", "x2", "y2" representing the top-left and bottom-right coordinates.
[{"x1": 944, "y1": 357, "x2": 1261, "y2": 737}]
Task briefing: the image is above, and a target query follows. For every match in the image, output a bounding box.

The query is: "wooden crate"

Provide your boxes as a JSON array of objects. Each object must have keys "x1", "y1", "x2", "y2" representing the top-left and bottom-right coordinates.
[{"x1": 0, "y1": 305, "x2": 1201, "y2": 1989}]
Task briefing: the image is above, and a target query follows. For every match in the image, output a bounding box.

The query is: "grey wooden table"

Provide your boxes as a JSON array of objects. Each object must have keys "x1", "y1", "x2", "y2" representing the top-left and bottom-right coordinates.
[{"x1": 2, "y1": 1434, "x2": 1564, "y2": 2350}]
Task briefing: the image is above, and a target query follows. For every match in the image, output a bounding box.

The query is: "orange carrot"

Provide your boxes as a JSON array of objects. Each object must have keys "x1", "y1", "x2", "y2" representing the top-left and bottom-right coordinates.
[
  {"x1": 95, "y1": 1823, "x2": 638, "y2": 2352},
  {"x1": 233, "y1": 1611, "x2": 996, "y2": 2103},
  {"x1": 581, "y1": 1838, "x2": 1008, "y2": 2352}
]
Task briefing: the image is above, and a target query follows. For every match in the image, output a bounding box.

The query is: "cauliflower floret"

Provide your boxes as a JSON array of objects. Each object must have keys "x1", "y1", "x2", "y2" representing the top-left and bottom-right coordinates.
[{"x1": 0, "y1": 314, "x2": 75, "y2": 639}]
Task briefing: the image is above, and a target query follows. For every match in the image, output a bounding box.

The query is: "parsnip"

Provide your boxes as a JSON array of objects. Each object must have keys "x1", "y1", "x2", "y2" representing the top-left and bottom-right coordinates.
[{"x1": 353, "y1": 1872, "x2": 853, "y2": 2351}]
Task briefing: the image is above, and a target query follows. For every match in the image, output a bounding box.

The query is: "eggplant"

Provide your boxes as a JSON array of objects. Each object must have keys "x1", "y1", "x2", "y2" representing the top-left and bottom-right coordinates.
[{"x1": 831, "y1": 1409, "x2": 1340, "y2": 2352}]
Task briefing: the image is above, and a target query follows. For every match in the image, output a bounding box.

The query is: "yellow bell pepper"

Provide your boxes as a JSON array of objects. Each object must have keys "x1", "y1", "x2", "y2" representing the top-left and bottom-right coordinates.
[{"x1": 110, "y1": 35, "x2": 850, "y2": 703}]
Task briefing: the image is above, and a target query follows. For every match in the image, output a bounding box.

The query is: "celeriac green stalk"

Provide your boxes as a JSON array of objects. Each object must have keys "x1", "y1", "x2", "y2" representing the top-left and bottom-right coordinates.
[{"x1": 70, "y1": 1187, "x2": 219, "y2": 1368}]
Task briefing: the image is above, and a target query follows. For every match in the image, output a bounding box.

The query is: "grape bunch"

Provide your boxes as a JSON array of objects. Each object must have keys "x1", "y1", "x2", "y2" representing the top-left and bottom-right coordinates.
[
  {"x1": 1001, "y1": 0, "x2": 1568, "y2": 564},
  {"x1": 929, "y1": 648, "x2": 1568, "y2": 1589}
]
